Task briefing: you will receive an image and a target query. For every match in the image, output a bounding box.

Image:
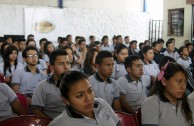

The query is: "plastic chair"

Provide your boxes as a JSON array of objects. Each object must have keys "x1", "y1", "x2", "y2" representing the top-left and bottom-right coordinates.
[
  {"x1": 16, "y1": 93, "x2": 30, "y2": 114},
  {"x1": 115, "y1": 111, "x2": 137, "y2": 126},
  {"x1": 135, "y1": 107, "x2": 141, "y2": 126},
  {"x1": 0, "y1": 115, "x2": 52, "y2": 126}
]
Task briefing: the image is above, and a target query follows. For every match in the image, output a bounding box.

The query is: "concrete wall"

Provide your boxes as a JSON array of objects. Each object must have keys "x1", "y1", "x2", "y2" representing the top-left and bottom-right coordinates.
[{"x1": 163, "y1": 0, "x2": 192, "y2": 47}]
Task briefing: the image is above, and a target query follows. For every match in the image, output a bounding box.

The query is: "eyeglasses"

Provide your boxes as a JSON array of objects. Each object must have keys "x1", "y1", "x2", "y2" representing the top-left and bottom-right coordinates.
[{"x1": 26, "y1": 54, "x2": 38, "y2": 59}]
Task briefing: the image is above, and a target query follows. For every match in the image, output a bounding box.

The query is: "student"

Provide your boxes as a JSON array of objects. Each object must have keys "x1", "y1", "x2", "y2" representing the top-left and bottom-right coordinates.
[
  {"x1": 152, "y1": 41, "x2": 164, "y2": 64},
  {"x1": 128, "y1": 40, "x2": 138, "y2": 56},
  {"x1": 48, "y1": 71, "x2": 120, "y2": 126},
  {"x1": 185, "y1": 43, "x2": 193, "y2": 58},
  {"x1": 57, "y1": 38, "x2": 69, "y2": 49},
  {"x1": 177, "y1": 46, "x2": 191, "y2": 69},
  {"x1": 116, "y1": 35, "x2": 123, "y2": 44},
  {"x1": 66, "y1": 34, "x2": 73, "y2": 44},
  {"x1": 0, "y1": 46, "x2": 23, "y2": 84},
  {"x1": 142, "y1": 63, "x2": 193, "y2": 126},
  {"x1": 0, "y1": 83, "x2": 26, "y2": 121},
  {"x1": 157, "y1": 38, "x2": 166, "y2": 53},
  {"x1": 144, "y1": 40, "x2": 150, "y2": 46},
  {"x1": 112, "y1": 44, "x2": 128, "y2": 80},
  {"x1": 117, "y1": 55, "x2": 150, "y2": 114},
  {"x1": 43, "y1": 41, "x2": 55, "y2": 65},
  {"x1": 89, "y1": 51, "x2": 122, "y2": 111},
  {"x1": 31, "y1": 50, "x2": 70, "y2": 119},
  {"x1": 124, "y1": 36, "x2": 130, "y2": 47},
  {"x1": 83, "y1": 48, "x2": 98, "y2": 76},
  {"x1": 26, "y1": 39, "x2": 36, "y2": 47},
  {"x1": 17, "y1": 39, "x2": 26, "y2": 64},
  {"x1": 164, "y1": 39, "x2": 180, "y2": 60},
  {"x1": 39, "y1": 38, "x2": 47, "y2": 56},
  {"x1": 101, "y1": 36, "x2": 114, "y2": 53},
  {"x1": 1, "y1": 42, "x2": 11, "y2": 58},
  {"x1": 76, "y1": 39, "x2": 87, "y2": 62},
  {"x1": 27, "y1": 34, "x2": 34, "y2": 40},
  {"x1": 93, "y1": 41, "x2": 102, "y2": 52},
  {"x1": 11, "y1": 46, "x2": 47, "y2": 98},
  {"x1": 89, "y1": 35, "x2": 96, "y2": 45},
  {"x1": 141, "y1": 46, "x2": 160, "y2": 79}
]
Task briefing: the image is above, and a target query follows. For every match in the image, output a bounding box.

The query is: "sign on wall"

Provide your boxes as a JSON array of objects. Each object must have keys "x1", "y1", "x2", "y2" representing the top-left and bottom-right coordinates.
[
  {"x1": 186, "y1": 0, "x2": 194, "y2": 4},
  {"x1": 25, "y1": 8, "x2": 63, "y2": 42}
]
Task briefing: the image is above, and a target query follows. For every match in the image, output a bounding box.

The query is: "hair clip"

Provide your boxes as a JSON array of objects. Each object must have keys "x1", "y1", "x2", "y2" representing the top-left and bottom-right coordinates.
[{"x1": 157, "y1": 61, "x2": 169, "y2": 81}]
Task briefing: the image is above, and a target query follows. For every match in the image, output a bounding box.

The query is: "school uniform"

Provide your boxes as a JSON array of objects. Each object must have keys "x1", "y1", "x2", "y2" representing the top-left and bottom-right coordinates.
[
  {"x1": 23, "y1": 59, "x2": 48, "y2": 72},
  {"x1": 89, "y1": 73, "x2": 120, "y2": 106},
  {"x1": 101, "y1": 45, "x2": 114, "y2": 53},
  {"x1": 48, "y1": 98, "x2": 121, "y2": 126},
  {"x1": 31, "y1": 75, "x2": 66, "y2": 119},
  {"x1": 153, "y1": 51, "x2": 164, "y2": 64},
  {"x1": 177, "y1": 57, "x2": 192, "y2": 69},
  {"x1": 17, "y1": 51, "x2": 23, "y2": 63},
  {"x1": 11, "y1": 66, "x2": 47, "y2": 95},
  {"x1": 0, "y1": 83, "x2": 17, "y2": 121},
  {"x1": 143, "y1": 60, "x2": 160, "y2": 78},
  {"x1": 0, "y1": 62, "x2": 23, "y2": 76},
  {"x1": 117, "y1": 75, "x2": 150, "y2": 111},
  {"x1": 111, "y1": 60, "x2": 127, "y2": 80},
  {"x1": 42, "y1": 54, "x2": 49, "y2": 63},
  {"x1": 142, "y1": 94, "x2": 193, "y2": 126},
  {"x1": 164, "y1": 50, "x2": 180, "y2": 60}
]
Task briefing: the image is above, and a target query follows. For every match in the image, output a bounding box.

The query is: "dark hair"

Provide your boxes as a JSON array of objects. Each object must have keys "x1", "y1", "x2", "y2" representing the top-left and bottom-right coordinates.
[
  {"x1": 152, "y1": 41, "x2": 160, "y2": 47},
  {"x1": 18, "y1": 39, "x2": 26, "y2": 43},
  {"x1": 75, "y1": 36, "x2": 81, "y2": 41},
  {"x1": 78, "y1": 39, "x2": 86, "y2": 45},
  {"x1": 125, "y1": 55, "x2": 141, "y2": 70},
  {"x1": 49, "y1": 49, "x2": 67, "y2": 65},
  {"x1": 150, "y1": 63, "x2": 192, "y2": 124},
  {"x1": 83, "y1": 48, "x2": 98, "y2": 73},
  {"x1": 59, "y1": 71, "x2": 88, "y2": 98},
  {"x1": 22, "y1": 46, "x2": 38, "y2": 58},
  {"x1": 3, "y1": 46, "x2": 18, "y2": 75},
  {"x1": 60, "y1": 38, "x2": 68, "y2": 44},
  {"x1": 66, "y1": 35, "x2": 72, "y2": 39},
  {"x1": 116, "y1": 35, "x2": 122, "y2": 40},
  {"x1": 89, "y1": 35, "x2": 95, "y2": 40},
  {"x1": 95, "y1": 50, "x2": 112, "y2": 64},
  {"x1": 39, "y1": 38, "x2": 47, "y2": 45},
  {"x1": 191, "y1": 49, "x2": 194, "y2": 64},
  {"x1": 114, "y1": 44, "x2": 128, "y2": 60},
  {"x1": 166, "y1": 39, "x2": 174, "y2": 47},
  {"x1": 159, "y1": 56, "x2": 176, "y2": 70},
  {"x1": 140, "y1": 46, "x2": 153, "y2": 60},
  {"x1": 178, "y1": 46, "x2": 187, "y2": 55},
  {"x1": 62, "y1": 46, "x2": 76, "y2": 66},
  {"x1": 101, "y1": 35, "x2": 109, "y2": 42},
  {"x1": 1, "y1": 42, "x2": 11, "y2": 56},
  {"x1": 26, "y1": 39, "x2": 36, "y2": 46},
  {"x1": 157, "y1": 38, "x2": 164, "y2": 43},
  {"x1": 130, "y1": 40, "x2": 137, "y2": 45},
  {"x1": 27, "y1": 34, "x2": 34, "y2": 39},
  {"x1": 43, "y1": 41, "x2": 54, "y2": 57},
  {"x1": 125, "y1": 36, "x2": 129, "y2": 39},
  {"x1": 185, "y1": 43, "x2": 193, "y2": 48},
  {"x1": 139, "y1": 42, "x2": 144, "y2": 49}
]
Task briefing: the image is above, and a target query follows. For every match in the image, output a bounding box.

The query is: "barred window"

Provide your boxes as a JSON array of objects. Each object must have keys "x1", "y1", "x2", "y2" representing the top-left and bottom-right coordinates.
[{"x1": 168, "y1": 8, "x2": 184, "y2": 36}]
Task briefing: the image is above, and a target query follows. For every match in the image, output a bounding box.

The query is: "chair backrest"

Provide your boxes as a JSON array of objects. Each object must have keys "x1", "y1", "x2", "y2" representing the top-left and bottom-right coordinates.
[
  {"x1": 16, "y1": 93, "x2": 30, "y2": 114},
  {"x1": 135, "y1": 107, "x2": 141, "y2": 126},
  {"x1": 115, "y1": 111, "x2": 137, "y2": 126},
  {"x1": 0, "y1": 115, "x2": 52, "y2": 126}
]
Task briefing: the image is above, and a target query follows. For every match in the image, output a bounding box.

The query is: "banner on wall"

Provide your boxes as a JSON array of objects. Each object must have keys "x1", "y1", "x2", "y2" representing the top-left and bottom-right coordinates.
[{"x1": 24, "y1": 8, "x2": 63, "y2": 42}]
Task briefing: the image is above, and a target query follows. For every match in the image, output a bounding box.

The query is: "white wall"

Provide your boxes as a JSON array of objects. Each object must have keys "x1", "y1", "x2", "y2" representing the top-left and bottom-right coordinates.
[
  {"x1": 0, "y1": 0, "x2": 143, "y2": 12},
  {"x1": 163, "y1": 0, "x2": 192, "y2": 47}
]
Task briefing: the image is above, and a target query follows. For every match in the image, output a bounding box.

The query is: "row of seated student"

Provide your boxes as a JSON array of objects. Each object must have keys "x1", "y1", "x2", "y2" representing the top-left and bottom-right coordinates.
[{"x1": 0, "y1": 34, "x2": 194, "y2": 125}]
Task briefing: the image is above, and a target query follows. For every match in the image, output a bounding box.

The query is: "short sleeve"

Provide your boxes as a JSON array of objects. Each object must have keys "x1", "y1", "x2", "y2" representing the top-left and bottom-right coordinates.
[
  {"x1": 39, "y1": 59, "x2": 48, "y2": 70},
  {"x1": 141, "y1": 95, "x2": 159, "y2": 125},
  {"x1": 1, "y1": 84, "x2": 17, "y2": 103},
  {"x1": 11, "y1": 69, "x2": 22, "y2": 85},
  {"x1": 117, "y1": 77, "x2": 127, "y2": 95},
  {"x1": 31, "y1": 82, "x2": 46, "y2": 109}
]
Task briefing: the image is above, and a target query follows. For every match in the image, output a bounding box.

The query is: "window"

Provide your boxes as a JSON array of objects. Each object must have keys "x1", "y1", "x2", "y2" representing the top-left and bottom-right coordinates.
[{"x1": 168, "y1": 8, "x2": 184, "y2": 36}]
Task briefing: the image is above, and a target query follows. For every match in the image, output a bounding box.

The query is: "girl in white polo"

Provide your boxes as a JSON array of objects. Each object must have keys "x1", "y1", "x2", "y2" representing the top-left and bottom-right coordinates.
[
  {"x1": 142, "y1": 63, "x2": 193, "y2": 126},
  {"x1": 49, "y1": 71, "x2": 120, "y2": 126}
]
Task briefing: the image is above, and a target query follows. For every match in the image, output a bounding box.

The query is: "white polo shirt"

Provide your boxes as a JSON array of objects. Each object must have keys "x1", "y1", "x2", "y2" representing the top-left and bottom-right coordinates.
[
  {"x1": 177, "y1": 57, "x2": 192, "y2": 69},
  {"x1": 111, "y1": 60, "x2": 127, "y2": 80},
  {"x1": 48, "y1": 98, "x2": 120, "y2": 126},
  {"x1": 164, "y1": 50, "x2": 180, "y2": 60},
  {"x1": 143, "y1": 61, "x2": 160, "y2": 78}
]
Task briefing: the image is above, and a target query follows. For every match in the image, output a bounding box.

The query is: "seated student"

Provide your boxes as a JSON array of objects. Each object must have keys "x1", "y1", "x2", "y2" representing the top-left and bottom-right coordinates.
[
  {"x1": 152, "y1": 41, "x2": 164, "y2": 64},
  {"x1": 112, "y1": 44, "x2": 128, "y2": 80},
  {"x1": 83, "y1": 48, "x2": 99, "y2": 76},
  {"x1": 117, "y1": 55, "x2": 150, "y2": 114},
  {"x1": 17, "y1": 39, "x2": 26, "y2": 64},
  {"x1": 0, "y1": 83, "x2": 26, "y2": 121},
  {"x1": 141, "y1": 46, "x2": 160, "y2": 79},
  {"x1": 43, "y1": 41, "x2": 55, "y2": 66},
  {"x1": 31, "y1": 50, "x2": 71, "y2": 119},
  {"x1": 0, "y1": 46, "x2": 23, "y2": 84},
  {"x1": 185, "y1": 43, "x2": 193, "y2": 58},
  {"x1": 157, "y1": 38, "x2": 166, "y2": 53},
  {"x1": 38, "y1": 38, "x2": 47, "y2": 57},
  {"x1": 48, "y1": 71, "x2": 120, "y2": 126},
  {"x1": 177, "y1": 46, "x2": 192, "y2": 69},
  {"x1": 142, "y1": 63, "x2": 193, "y2": 126},
  {"x1": 164, "y1": 39, "x2": 180, "y2": 60},
  {"x1": 76, "y1": 39, "x2": 87, "y2": 62},
  {"x1": 11, "y1": 46, "x2": 47, "y2": 99},
  {"x1": 101, "y1": 35, "x2": 114, "y2": 53},
  {"x1": 128, "y1": 40, "x2": 138, "y2": 56},
  {"x1": 88, "y1": 51, "x2": 122, "y2": 111}
]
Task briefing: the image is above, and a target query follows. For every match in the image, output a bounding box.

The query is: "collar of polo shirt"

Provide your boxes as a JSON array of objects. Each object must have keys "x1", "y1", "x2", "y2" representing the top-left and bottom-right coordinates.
[
  {"x1": 47, "y1": 74, "x2": 56, "y2": 85},
  {"x1": 180, "y1": 57, "x2": 189, "y2": 61},
  {"x1": 115, "y1": 60, "x2": 124, "y2": 64},
  {"x1": 125, "y1": 74, "x2": 141, "y2": 83},
  {"x1": 95, "y1": 73, "x2": 112, "y2": 83},
  {"x1": 66, "y1": 102, "x2": 98, "y2": 118},
  {"x1": 24, "y1": 66, "x2": 40, "y2": 73}
]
